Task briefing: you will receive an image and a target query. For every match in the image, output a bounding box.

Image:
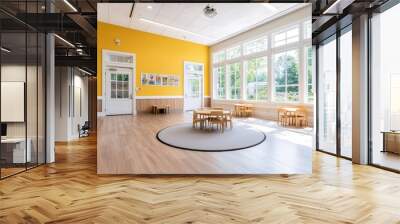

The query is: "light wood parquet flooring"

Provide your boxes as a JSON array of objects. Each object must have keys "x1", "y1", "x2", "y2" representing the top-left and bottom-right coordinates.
[
  {"x1": 97, "y1": 113, "x2": 312, "y2": 174},
  {"x1": 0, "y1": 134, "x2": 400, "y2": 223}
]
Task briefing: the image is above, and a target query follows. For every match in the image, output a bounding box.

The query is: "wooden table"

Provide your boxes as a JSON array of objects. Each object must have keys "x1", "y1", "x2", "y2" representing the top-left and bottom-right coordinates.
[
  {"x1": 152, "y1": 105, "x2": 170, "y2": 115},
  {"x1": 234, "y1": 104, "x2": 254, "y2": 117},
  {"x1": 278, "y1": 107, "x2": 306, "y2": 127},
  {"x1": 381, "y1": 131, "x2": 400, "y2": 154},
  {"x1": 193, "y1": 109, "x2": 231, "y2": 130}
]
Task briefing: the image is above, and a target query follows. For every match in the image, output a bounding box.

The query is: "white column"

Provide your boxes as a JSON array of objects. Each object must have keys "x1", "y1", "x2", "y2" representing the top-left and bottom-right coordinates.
[
  {"x1": 46, "y1": 32, "x2": 55, "y2": 163},
  {"x1": 352, "y1": 14, "x2": 369, "y2": 164}
]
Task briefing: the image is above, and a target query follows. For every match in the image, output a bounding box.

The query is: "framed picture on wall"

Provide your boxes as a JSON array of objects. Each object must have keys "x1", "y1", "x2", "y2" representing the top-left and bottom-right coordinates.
[
  {"x1": 161, "y1": 75, "x2": 168, "y2": 86},
  {"x1": 148, "y1": 74, "x2": 156, "y2": 85},
  {"x1": 155, "y1": 75, "x2": 162, "y2": 85},
  {"x1": 141, "y1": 73, "x2": 148, "y2": 85}
]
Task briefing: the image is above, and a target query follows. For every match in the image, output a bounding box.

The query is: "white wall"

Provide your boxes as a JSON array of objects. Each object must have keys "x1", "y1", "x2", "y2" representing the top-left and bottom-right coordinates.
[
  {"x1": 209, "y1": 5, "x2": 313, "y2": 125},
  {"x1": 55, "y1": 67, "x2": 89, "y2": 141}
]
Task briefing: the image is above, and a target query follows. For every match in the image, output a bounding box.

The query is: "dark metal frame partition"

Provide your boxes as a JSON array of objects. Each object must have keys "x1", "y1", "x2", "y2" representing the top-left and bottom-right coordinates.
[
  {"x1": 315, "y1": 23, "x2": 352, "y2": 160},
  {"x1": 0, "y1": 0, "x2": 47, "y2": 180}
]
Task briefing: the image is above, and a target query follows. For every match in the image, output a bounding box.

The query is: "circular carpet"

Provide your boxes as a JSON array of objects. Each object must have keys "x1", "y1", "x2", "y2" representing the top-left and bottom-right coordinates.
[{"x1": 156, "y1": 123, "x2": 266, "y2": 151}]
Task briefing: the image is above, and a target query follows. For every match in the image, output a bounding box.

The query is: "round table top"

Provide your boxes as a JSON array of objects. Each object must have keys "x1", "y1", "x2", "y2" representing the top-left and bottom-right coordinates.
[{"x1": 194, "y1": 109, "x2": 231, "y2": 115}]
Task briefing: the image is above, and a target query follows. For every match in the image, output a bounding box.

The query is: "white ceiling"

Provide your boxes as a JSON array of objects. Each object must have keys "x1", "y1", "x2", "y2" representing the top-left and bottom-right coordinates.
[{"x1": 97, "y1": 3, "x2": 302, "y2": 46}]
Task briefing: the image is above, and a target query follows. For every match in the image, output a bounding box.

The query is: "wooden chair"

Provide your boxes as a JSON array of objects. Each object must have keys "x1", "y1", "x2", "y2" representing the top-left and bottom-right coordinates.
[
  {"x1": 208, "y1": 110, "x2": 225, "y2": 132},
  {"x1": 224, "y1": 111, "x2": 233, "y2": 129},
  {"x1": 278, "y1": 108, "x2": 290, "y2": 126},
  {"x1": 295, "y1": 110, "x2": 308, "y2": 127},
  {"x1": 193, "y1": 111, "x2": 206, "y2": 129}
]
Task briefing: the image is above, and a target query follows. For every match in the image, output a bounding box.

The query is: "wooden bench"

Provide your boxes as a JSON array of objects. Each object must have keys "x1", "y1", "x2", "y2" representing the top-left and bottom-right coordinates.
[{"x1": 152, "y1": 105, "x2": 170, "y2": 115}]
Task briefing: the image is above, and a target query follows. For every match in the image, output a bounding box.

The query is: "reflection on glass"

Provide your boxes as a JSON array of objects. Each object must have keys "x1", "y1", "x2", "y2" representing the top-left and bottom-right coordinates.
[
  {"x1": 318, "y1": 37, "x2": 337, "y2": 154},
  {"x1": 1, "y1": 31, "x2": 28, "y2": 177},
  {"x1": 27, "y1": 32, "x2": 38, "y2": 168},
  {"x1": 340, "y1": 30, "x2": 352, "y2": 158},
  {"x1": 371, "y1": 4, "x2": 400, "y2": 171}
]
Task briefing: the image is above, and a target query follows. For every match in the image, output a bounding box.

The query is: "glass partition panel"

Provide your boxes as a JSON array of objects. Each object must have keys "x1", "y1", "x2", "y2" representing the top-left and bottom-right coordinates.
[
  {"x1": 1, "y1": 31, "x2": 27, "y2": 177},
  {"x1": 340, "y1": 28, "x2": 352, "y2": 158},
  {"x1": 317, "y1": 37, "x2": 337, "y2": 154},
  {"x1": 38, "y1": 33, "x2": 45, "y2": 164},
  {"x1": 27, "y1": 31, "x2": 38, "y2": 169},
  {"x1": 371, "y1": 4, "x2": 400, "y2": 171}
]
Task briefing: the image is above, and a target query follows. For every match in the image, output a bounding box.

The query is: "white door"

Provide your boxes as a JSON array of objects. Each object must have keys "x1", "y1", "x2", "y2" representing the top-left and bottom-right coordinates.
[
  {"x1": 105, "y1": 67, "x2": 133, "y2": 115},
  {"x1": 184, "y1": 62, "x2": 203, "y2": 111}
]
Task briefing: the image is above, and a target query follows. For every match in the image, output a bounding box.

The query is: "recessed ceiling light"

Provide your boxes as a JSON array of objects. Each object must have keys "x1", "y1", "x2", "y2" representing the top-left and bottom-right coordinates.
[{"x1": 147, "y1": 5, "x2": 153, "y2": 10}]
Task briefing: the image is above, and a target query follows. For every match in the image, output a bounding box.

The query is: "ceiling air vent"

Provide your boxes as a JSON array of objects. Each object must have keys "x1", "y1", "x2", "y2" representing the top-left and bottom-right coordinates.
[{"x1": 203, "y1": 4, "x2": 217, "y2": 18}]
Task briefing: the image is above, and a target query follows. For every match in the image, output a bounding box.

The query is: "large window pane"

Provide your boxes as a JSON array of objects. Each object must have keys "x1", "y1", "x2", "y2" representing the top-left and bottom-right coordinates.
[
  {"x1": 273, "y1": 50, "x2": 299, "y2": 102},
  {"x1": 273, "y1": 26, "x2": 299, "y2": 48},
  {"x1": 213, "y1": 51, "x2": 225, "y2": 64},
  {"x1": 243, "y1": 37, "x2": 268, "y2": 55},
  {"x1": 227, "y1": 63, "x2": 240, "y2": 99},
  {"x1": 305, "y1": 46, "x2": 314, "y2": 103},
  {"x1": 318, "y1": 37, "x2": 337, "y2": 154},
  {"x1": 244, "y1": 57, "x2": 267, "y2": 100},
  {"x1": 226, "y1": 46, "x2": 241, "y2": 60},
  {"x1": 340, "y1": 29, "x2": 352, "y2": 158},
  {"x1": 371, "y1": 4, "x2": 400, "y2": 171},
  {"x1": 214, "y1": 66, "x2": 226, "y2": 99}
]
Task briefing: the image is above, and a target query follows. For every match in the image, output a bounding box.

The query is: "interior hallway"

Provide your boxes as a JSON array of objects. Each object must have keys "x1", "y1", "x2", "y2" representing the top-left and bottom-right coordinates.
[{"x1": 0, "y1": 135, "x2": 400, "y2": 223}]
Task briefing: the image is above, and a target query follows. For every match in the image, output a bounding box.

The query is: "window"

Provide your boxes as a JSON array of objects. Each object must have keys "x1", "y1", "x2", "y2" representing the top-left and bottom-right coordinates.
[
  {"x1": 227, "y1": 63, "x2": 241, "y2": 99},
  {"x1": 273, "y1": 50, "x2": 299, "y2": 102},
  {"x1": 273, "y1": 26, "x2": 299, "y2": 47},
  {"x1": 304, "y1": 20, "x2": 312, "y2": 39},
  {"x1": 226, "y1": 46, "x2": 241, "y2": 60},
  {"x1": 213, "y1": 51, "x2": 225, "y2": 64},
  {"x1": 243, "y1": 37, "x2": 268, "y2": 55},
  {"x1": 214, "y1": 66, "x2": 226, "y2": 99},
  {"x1": 305, "y1": 46, "x2": 313, "y2": 102},
  {"x1": 244, "y1": 57, "x2": 268, "y2": 100}
]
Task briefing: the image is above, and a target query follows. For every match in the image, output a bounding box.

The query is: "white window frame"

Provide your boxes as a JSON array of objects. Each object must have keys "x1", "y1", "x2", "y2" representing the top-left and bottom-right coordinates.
[
  {"x1": 244, "y1": 56, "x2": 268, "y2": 101},
  {"x1": 211, "y1": 18, "x2": 312, "y2": 105}
]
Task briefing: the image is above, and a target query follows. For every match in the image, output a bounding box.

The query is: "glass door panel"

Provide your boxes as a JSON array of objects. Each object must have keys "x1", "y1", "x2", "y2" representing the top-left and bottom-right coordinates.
[{"x1": 318, "y1": 37, "x2": 337, "y2": 154}]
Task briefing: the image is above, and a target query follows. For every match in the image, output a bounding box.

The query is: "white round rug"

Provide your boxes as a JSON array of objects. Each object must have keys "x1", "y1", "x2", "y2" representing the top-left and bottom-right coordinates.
[{"x1": 156, "y1": 122, "x2": 266, "y2": 151}]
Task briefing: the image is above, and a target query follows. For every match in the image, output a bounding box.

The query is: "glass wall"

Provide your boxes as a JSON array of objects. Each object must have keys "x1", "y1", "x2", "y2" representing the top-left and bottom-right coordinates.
[
  {"x1": 0, "y1": 2, "x2": 46, "y2": 179},
  {"x1": 370, "y1": 3, "x2": 400, "y2": 171},
  {"x1": 340, "y1": 28, "x2": 352, "y2": 158},
  {"x1": 317, "y1": 36, "x2": 337, "y2": 154}
]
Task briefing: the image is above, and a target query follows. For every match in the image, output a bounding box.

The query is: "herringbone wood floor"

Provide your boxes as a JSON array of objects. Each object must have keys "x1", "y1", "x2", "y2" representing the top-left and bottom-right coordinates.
[{"x1": 1, "y1": 135, "x2": 400, "y2": 223}]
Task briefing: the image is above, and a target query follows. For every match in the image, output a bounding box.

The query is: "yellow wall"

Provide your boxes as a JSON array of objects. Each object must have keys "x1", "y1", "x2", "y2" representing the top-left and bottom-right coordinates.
[{"x1": 97, "y1": 22, "x2": 210, "y2": 97}]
